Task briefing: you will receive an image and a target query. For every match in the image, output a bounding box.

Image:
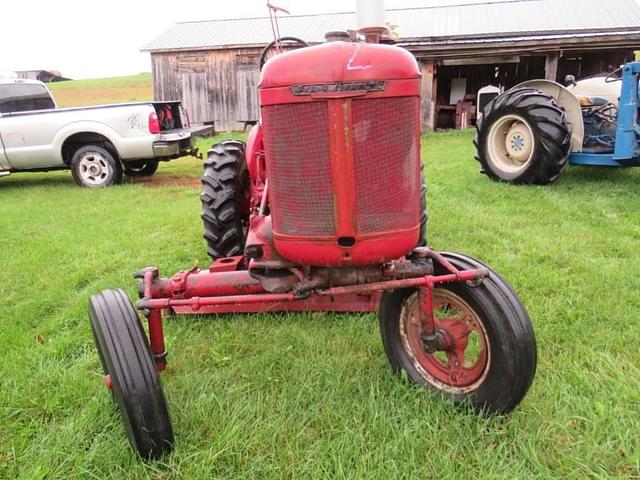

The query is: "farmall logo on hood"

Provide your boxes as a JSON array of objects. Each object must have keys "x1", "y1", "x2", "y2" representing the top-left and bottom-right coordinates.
[{"x1": 291, "y1": 80, "x2": 386, "y2": 96}]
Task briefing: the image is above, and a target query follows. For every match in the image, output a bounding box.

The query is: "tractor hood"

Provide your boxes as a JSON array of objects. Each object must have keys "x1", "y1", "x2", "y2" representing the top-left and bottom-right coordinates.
[
  {"x1": 259, "y1": 41, "x2": 420, "y2": 89},
  {"x1": 567, "y1": 77, "x2": 621, "y2": 106}
]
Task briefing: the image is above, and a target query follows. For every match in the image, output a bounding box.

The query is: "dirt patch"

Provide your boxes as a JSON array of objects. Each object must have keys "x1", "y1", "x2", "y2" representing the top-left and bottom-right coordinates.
[{"x1": 130, "y1": 175, "x2": 201, "y2": 189}]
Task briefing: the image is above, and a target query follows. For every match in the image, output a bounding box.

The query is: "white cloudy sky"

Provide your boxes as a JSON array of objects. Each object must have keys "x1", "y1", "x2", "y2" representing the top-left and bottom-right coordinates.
[{"x1": 0, "y1": 0, "x2": 493, "y2": 79}]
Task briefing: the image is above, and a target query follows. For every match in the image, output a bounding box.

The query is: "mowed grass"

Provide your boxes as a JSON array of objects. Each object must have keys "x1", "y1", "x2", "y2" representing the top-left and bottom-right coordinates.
[
  {"x1": 48, "y1": 73, "x2": 153, "y2": 107},
  {"x1": 2, "y1": 129, "x2": 640, "y2": 478}
]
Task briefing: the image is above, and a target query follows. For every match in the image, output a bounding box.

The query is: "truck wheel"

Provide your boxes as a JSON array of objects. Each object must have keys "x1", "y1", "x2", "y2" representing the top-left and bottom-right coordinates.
[
  {"x1": 379, "y1": 252, "x2": 536, "y2": 414},
  {"x1": 200, "y1": 141, "x2": 249, "y2": 260},
  {"x1": 124, "y1": 160, "x2": 159, "y2": 177},
  {"x1": 474, "y1": 88, "x2": 571, "y2": 184},
  {"x1": 89, "y1": 289, "x2": 173, "y2": 459},
  {"x1": 71, "y1": 145, "x2": 123, "y2": 188}
]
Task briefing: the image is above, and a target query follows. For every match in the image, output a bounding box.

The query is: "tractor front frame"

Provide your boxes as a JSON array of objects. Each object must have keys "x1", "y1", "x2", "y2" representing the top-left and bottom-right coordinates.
[{"x1": 134, "y1": 248, "x2": 489, "y2": 371}]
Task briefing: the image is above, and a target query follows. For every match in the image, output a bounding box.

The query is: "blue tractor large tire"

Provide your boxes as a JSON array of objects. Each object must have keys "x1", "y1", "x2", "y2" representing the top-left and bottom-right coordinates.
[{"x1": 474, "y1": 87, "x2": 571, "y2": 185}]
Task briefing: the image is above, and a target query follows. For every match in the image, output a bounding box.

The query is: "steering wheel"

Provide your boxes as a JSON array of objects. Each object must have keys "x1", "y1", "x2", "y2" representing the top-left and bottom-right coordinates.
[{"x1": 259, "y1": 37, "x2": 309, "y2": 70}]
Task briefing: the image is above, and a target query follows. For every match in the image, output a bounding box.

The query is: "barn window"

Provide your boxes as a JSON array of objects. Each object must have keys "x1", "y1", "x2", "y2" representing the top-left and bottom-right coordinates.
[
  {"x1": 178, "y1": 56, "x2": 207, "y2": 73},
  {"x1": 236, "y1": 54, "x2": 259, "y2": 67}
]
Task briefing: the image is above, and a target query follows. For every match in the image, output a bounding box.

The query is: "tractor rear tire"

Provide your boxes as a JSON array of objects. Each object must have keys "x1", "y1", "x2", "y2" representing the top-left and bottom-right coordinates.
[
  {"x1": 89, "y1": 289, "x2": 173, "y2": 459},
  {"x1": 379, "y1": 252, "x2": 536, "y2": 414},
  {"x1": 474, "y1": 87, "x2": 571, "y2": 185},
  {"x1": 200, "y1": 141, "x2": 249, "y2": 260}
]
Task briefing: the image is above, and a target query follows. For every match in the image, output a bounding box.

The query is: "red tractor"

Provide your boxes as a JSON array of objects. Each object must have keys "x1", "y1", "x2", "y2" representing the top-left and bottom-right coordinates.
[{"x1": 88, "y1": 35, "x2": 537, "y2": 459}]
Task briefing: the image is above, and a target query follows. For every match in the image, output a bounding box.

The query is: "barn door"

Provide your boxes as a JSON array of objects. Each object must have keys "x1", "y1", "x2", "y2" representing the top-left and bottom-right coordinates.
[
  {"x1": 177, "y1": 55, "x2": 211, "y2": 124},
  {"x1": 181, "y1": 72, "x2": 210, "y2": 124},
  {"x1": 235, "y1": 54, "x2": 260, "y2": 124}
]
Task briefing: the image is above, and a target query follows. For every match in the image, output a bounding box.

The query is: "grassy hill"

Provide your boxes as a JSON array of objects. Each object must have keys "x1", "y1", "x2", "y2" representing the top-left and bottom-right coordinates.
[{"x1": 47, "y1": 73, "x2": 153, "y2": 107}]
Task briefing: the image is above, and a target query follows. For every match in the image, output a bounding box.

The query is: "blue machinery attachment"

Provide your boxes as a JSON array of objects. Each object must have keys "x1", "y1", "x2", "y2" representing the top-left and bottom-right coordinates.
[{"x1": 570, "y1": 62, "x2": 640, "y2": 167}]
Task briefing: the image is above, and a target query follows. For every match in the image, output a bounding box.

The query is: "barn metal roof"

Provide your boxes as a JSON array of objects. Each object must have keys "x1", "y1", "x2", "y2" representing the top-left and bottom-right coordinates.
[{"x1": 142, "y1": 0, "x2": 640, "y2": 52}]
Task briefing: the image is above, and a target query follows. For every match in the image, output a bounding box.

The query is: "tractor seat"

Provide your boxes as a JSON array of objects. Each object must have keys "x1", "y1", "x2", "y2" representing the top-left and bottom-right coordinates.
[{"x1": 579, "y1": 96, "x2": 610, "y2": 107}]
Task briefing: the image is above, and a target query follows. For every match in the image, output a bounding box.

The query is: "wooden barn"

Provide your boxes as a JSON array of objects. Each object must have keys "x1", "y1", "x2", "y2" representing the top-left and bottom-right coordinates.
[
  {"x1": 142, "y1": 0, "x2": 640, "y2": 132},
  {"x1": 15, "y1": 70, "x2": 71, "y2": 83},
  {"x1": 144, "y1": 47, "x2": 264, "y2": 132}
]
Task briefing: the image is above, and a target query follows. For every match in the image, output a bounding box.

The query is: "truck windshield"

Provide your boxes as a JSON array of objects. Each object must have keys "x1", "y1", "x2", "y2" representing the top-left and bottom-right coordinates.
[{"x1": 0, "y1": 83, "x2": 55, "y2": 113}]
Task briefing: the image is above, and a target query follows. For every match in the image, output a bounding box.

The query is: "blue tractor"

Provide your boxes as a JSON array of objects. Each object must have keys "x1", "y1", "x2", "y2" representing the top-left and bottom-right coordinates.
[{"x1": 475, "y1": 62, "x2": 640, "y2": 184}]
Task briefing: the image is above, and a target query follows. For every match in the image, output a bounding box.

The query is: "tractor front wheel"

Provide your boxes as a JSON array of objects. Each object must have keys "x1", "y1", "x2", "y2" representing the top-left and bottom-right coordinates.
[
  {"x1": 379, "y1": 252, "x2": 536, "y2": 414},
  {"x1": 89, "y1": 289, "x2": 173, "y2": 459},
  {"x1": 475, "y1": 87, "x2": 571, "y2": 184},
  {"x1": 200, "y1": 141, "x2": 249, "y2": 260}
]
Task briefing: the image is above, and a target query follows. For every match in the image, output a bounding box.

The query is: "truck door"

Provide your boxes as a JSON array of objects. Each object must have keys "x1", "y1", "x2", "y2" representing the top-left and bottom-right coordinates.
[
  {"x1": 0, "y1": 82, "x2": 58, "y2": 169},
  {"x1": 0, "y1": 130, "x2": 9, "y2": 170}
]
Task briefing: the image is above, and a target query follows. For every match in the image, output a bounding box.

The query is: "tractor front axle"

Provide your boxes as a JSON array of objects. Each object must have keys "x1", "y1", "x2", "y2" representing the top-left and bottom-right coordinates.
[{"x1": 134, "y1": 248, "x2": 488, "y2": 371}]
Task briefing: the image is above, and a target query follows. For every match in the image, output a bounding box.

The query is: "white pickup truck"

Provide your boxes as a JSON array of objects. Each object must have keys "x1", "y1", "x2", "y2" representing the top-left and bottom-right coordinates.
[{"x1": 0, "y1": 78, "x2": 210, "y2": 187}]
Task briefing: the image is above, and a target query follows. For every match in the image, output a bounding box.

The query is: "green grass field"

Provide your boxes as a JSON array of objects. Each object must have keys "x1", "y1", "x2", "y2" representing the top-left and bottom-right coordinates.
[
  {"x1": 1, "y1": 77, "x2": 640, "y2": 478},
  {"x1": 48, "y1": 73, "x2": 153, "y2": 107}
]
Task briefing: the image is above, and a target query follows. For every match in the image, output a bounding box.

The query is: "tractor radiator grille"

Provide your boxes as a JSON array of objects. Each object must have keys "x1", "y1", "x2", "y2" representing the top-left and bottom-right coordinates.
[
  {"x1": 262, "y1": 102, "x2": 336, "y2": 236},
  {"x1": 352, "y1": 97, "x2": 420, "y2": 234}
]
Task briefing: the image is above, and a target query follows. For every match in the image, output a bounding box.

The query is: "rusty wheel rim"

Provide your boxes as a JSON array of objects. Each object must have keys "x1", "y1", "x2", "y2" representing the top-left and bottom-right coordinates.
[{"x1": 399, "y1": 289, "x2": 490, "y2": 394}]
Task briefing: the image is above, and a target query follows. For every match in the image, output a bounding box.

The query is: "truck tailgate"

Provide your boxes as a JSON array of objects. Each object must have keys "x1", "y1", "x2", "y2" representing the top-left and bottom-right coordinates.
[
  {"x1": 157, "y1": 130, "x2": 191, "y2": 142},
  {"x1": 158, "y1": 125, "x2": 212, "y2": 142},
  {"x1": 188, "y1": 124, "x2": 213, "y2": 137}
]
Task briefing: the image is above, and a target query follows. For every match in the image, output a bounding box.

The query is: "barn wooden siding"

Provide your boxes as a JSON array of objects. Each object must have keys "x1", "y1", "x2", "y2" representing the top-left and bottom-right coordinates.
[
  {"x1": 151, "y1": 45, "x2": 636, "y2": 132},
  {"x1": 151, "y1": 48, "x2": 262, "y2": 132}
]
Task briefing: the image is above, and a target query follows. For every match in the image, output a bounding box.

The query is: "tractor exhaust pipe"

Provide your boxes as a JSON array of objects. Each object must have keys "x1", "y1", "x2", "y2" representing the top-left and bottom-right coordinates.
[{"x1": 357, "y1": 0, "x2": 386, "y2": 43}]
